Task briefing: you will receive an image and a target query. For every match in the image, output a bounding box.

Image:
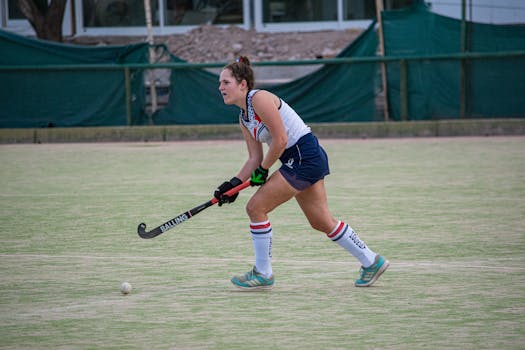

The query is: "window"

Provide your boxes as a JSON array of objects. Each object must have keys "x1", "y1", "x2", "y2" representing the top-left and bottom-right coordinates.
[
  {"x1": 7, "y1": 0, "x2": 26, "y2": 19},
  {"x1": 164, "y1": 0, "x2": 243, "y2": 26},
  {"x1": 82, "y1": 0, "x2": 243, "y2": 28},
  {"x1": 262, "y1": 0, "x2": 337, "y2": 23},
  {"x1": 343, "y1": 1, "x2": 375, "y2": 20},
  {"x1": 343, "y1": 0, "x2": 414, "y2": 20},
  {"x1": 83, "y1": 0, "x2": 159, "y2": 27},
  {"x1": 75, "y1": 0, "x2": 417, "y2": 35}
]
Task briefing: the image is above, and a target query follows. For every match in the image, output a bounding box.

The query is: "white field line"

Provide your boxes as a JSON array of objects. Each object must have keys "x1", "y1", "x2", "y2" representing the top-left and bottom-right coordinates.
[{"x1": 0, "y1": 253, "x2": 523, "y2": 272}]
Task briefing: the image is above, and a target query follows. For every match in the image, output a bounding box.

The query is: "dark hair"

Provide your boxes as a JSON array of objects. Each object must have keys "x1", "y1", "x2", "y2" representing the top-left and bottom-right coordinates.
[{"x1": 224, "y1": 56, "x2": 255, "y2": 91}]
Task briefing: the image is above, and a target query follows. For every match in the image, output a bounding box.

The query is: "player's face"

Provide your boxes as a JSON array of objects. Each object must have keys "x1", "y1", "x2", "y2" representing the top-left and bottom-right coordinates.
[{"x1": 219, "y1": 69, "x2": 244, "y2": 106}]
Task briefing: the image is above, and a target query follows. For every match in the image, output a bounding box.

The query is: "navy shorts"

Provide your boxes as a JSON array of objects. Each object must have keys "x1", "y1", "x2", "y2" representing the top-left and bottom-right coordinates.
[{"x1": 278, "y1": 133, "x2": 330, "y2": 191}]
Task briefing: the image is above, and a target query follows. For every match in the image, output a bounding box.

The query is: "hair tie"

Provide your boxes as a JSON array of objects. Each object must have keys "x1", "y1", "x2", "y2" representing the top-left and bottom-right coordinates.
[{"x1": 236, "y1": 57, "x2": 243, "y2": 63}]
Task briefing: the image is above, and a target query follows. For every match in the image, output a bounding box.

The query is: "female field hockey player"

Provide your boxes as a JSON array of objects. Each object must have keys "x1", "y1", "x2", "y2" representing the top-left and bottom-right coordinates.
[{"x1": 214, "y1": 56, "x2": 389, "y2": 290}]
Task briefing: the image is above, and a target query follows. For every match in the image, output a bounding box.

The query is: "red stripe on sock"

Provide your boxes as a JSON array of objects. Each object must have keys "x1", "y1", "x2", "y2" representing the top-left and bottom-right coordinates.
[
  {"x1": 327, "y1": 221, "x2": 345, "y2": 239},
  {"x1": 250, "y1": 222, "x2": 271, "y2": 230}
]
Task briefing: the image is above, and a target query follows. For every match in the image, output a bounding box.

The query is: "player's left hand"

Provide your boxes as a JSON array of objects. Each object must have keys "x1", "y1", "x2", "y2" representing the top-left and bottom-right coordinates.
[{"x1": 250, "y1": 165, "x2": 269, "y2": 186}]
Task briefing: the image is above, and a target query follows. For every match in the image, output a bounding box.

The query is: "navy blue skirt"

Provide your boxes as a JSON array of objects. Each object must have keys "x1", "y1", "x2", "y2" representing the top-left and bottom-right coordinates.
[{"x1": 278, "y1": 133, "x2": 330, "y2": 191}]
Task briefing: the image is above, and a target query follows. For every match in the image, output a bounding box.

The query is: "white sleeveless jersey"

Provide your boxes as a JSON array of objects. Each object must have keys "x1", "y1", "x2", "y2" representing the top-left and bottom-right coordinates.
[{"x1": 239, "y1": 90, "x2": 311, "y2": 149}]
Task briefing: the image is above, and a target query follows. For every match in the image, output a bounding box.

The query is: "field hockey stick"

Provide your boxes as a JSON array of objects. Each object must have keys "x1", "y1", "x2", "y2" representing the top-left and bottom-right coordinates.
[{"x1": 137, "y1": 180, "x2": 251, "y2": 239}]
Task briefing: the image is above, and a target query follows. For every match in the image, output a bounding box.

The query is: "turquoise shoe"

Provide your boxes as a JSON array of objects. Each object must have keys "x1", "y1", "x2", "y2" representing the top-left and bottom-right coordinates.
[
  {"x1": 231, "y1": 266, "x2": 274, "y2": 290},
  {"x1": 355, "y1": 255, "x2": 389, "y2": 287}
]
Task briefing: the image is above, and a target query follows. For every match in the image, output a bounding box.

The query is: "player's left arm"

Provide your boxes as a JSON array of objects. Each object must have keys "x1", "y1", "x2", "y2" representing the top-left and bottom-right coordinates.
[{"x1": 251, "y1": 90, "x2": 287, "y2": 170}]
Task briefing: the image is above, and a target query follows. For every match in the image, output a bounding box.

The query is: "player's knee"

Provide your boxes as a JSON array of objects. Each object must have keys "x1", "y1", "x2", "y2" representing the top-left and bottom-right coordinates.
[
  {"x1": 245, "y1": 199, "x2": 258, "y2": 218},
  {"x1": 245, "y1": 198, "x2": 266, "y2": 221}
]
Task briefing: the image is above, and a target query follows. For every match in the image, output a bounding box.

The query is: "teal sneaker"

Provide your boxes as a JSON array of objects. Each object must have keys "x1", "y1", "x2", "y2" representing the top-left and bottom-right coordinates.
[
  {"x1": 355, "y1": 255, "x2": 389, "y2": 287},
  {"x1": 231, "y1": 266, "x2": 274, "y2": 290}
]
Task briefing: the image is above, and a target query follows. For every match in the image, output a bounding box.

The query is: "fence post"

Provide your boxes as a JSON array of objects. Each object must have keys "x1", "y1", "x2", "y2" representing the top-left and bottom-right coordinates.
[
  {"x1": 460, "y1": 0, "x2": 467, "y2": 118},
  {"x1": 124, "y1": 67, "x2": 132, "y2": 126},
  {"x1": 375, "y1": 0, "x2": 390, "y2": 121},
  {"x1": 400, "y1": 59, "x2": 408, "y2": 121},
  {"x1": 144, "y1": 0, "x2": 158, "y2": 123}
]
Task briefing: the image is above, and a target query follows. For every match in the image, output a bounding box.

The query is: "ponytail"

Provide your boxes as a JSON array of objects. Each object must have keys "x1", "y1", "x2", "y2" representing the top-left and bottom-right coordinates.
[{"x1": 224, "y1": 56, "x2": 255, "y2": 90}]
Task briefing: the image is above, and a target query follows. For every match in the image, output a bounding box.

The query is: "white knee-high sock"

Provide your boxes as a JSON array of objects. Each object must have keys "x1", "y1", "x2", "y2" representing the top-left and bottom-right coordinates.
[
  {"x1": 250, "y1": 220, "x2": 273, "y2": 277},
  {"x1": 327, "y1": 221, "x2": 376, "y2": 267}
]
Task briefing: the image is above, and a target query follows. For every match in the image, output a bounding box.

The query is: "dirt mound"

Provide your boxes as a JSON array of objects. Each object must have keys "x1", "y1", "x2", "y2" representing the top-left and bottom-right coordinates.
[
  {"x1": 165, "y1": 25, "x2": 362, "y2": 62},
  {"x1": 67, "y1": 25, "x2": 362, "y2": 62}
]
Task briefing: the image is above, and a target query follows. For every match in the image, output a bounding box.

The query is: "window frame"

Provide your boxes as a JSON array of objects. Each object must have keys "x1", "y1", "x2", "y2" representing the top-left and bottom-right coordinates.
[
  {"x1": 75, "y1": 0, "x2": 251, "y2": 35},
  {"x1": 253, "y1": 0, "x2": 373, "y2": 32}
]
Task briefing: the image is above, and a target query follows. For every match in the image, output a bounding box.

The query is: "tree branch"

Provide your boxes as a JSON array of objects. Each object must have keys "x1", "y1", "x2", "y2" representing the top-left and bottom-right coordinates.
[{"x1": 17, "y1": 0, "x2": 68, "y2": 42}]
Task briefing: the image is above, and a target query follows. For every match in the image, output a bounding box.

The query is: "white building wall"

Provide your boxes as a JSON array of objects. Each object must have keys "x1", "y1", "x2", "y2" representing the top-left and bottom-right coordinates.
[{"x1": 427, "y1": 0, "x2": 525, "y2": 24}]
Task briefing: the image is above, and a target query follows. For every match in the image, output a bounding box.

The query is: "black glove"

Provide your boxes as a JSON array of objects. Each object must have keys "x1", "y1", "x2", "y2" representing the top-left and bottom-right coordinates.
[
  {"x1": 214, "y1": 177, "x2": 242, "y2": 206},
  {"x1": 250, "y1": 165, "x2": 269, "y2": 186}
]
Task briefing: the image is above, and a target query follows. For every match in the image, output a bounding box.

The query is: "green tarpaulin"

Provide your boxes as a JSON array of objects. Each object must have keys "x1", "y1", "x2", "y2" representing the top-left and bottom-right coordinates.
[
  {"x1": 153, "y1": 54, "x2": 239, "y2": 125},
  {"x1": 266, "y1": 22, "x2": 380, "y2": 123},
  {"x1": 154, "y1": 21, "x2": 379, "y2": 125},
  {"x1": 0, "y1": 29, "x2": 149, "y2": 128},
  {"x1": 382, "y1": 1, "x2": 525, "y2": 120}
]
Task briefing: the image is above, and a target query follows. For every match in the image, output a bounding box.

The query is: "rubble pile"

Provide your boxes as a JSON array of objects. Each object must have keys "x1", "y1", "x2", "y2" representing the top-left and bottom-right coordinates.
[{"x1": 68, "y1": 25, "x2": 362, "y2": 62}]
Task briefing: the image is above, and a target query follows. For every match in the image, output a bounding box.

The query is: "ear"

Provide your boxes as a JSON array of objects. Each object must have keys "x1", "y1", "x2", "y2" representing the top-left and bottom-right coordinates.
[{"x1": 240, "y1": 79, "x2": 248, "y2": 89}]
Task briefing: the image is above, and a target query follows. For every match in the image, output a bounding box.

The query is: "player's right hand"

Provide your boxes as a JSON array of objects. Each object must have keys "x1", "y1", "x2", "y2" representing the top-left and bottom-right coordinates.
[{"x1": 214, "y1": 177, "x2": 242, "y2": 206}]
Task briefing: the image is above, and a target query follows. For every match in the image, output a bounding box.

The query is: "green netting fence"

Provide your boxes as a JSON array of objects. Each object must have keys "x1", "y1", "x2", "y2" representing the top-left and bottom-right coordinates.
[
  {"x1": 382, "y1": 1, "x2": 525, "y2": 120},
  {"x1": 0, "y1": 30, "x2": 149, "y2": 128},
  {"x1": 153, "y1": 21, "x2": 379, "y2": 125},
  {"x1": 0, "y1": 1, "x2": 524, "y2": 128}
]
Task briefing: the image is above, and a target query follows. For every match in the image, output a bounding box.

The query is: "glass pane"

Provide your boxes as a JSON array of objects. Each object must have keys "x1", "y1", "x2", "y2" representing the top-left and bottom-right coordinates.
[
  {"x1": 385, "y1": 0, "x2": 415, "y2": 10},
  {"x1": 343, "y1": 0, "x2": 374, "y2": 20},
  {"x1": 83, "y1": 0, "x2": 159, "y2": 27},
  {"x1": 164, "y1": 0, "x2": 243, "y2": 26},
  {"x1": 8, "y1": 0, "x2": 26, "y2": 19},
  {"x1": 262, "y1": 0, "x2": 337, "y2": 23},
  {"x1": 343, "y1": 0, "x2": 415, "y2": 20}
]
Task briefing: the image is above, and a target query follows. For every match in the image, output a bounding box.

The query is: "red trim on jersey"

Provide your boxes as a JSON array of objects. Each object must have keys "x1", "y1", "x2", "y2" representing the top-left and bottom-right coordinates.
[{"x1": 253, "y1": 114, "x2": 262, "y2": 139}]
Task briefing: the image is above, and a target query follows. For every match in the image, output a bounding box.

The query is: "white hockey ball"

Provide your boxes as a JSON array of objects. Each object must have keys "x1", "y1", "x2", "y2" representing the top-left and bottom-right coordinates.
[{"x1": 120, "y1": 282, "x2": 132, "y2": 295}]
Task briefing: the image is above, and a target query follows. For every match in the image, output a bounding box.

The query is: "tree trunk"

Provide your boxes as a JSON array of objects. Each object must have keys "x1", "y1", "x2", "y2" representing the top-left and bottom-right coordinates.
[{"x1": 18, "y1": 0, "x2": 67, "y2": 42}]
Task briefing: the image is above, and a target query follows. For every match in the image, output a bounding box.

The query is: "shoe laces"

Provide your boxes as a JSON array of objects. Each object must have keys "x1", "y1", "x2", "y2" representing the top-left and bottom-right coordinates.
[
  {"x1": 241, "y1": 267, "x2": 258, "y2": 281},
  {"x1": 359, "y1": 265, "x2": 377, "y2": 280}
]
